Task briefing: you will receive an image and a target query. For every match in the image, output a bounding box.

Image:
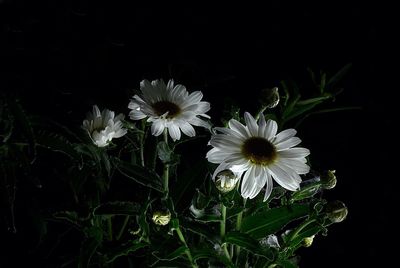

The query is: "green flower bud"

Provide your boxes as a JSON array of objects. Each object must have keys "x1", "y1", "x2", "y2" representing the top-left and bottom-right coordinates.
[
  {"x1": 215, "y1": 169, "x2": 238, "y2": 193},
  {"x1": 259, "y1": 87, "x2": 280, "y2": 109},
  {"x1": 152, "y1": 210, "x2": 171, "y2": 226},
  {"x1": 321, "y1": 170, "x2": 337, "y2": 190},
  {"x1": 302, "y1": 235, "x2": 315, "y2": 247},
  {"x1": 325, "y1": 200, "x2": 348, "y2": 223}
]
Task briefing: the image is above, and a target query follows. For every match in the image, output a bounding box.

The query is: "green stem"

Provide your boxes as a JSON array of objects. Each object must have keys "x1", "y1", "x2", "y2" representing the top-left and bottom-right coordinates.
[
  {"x1": 116, "y1": 215, "x2": 130, "y2": 241},
  {"x1": 255, "y1": 106, "x2": 267, "y2": 120},
  {"x1": 175, "y1": 227, "x2": 197, "y2": 268},
  {"x1": 107, "y1": 217, "x2": 113, "y2": 241},
  {"x1": 163, "y1": 130, "x2": 170, "y2": 198},
  {"x1": 140, "y1": 120, "x2": 146, "y2": 167},
  {"x1": 285, "y1": 217, "x2": 317, "y2": 245},
  {"x1": 220, "y1": 203, "x2": 230, "y2": 259},
  {"x1": 235, "y1": 197, "x2": 247, "y2": 264}
]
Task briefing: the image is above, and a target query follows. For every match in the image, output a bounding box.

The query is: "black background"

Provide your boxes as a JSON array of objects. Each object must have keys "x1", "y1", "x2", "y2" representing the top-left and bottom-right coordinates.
[{"x1": 1, "y1": 1, "x2": 395, "y2": 267}]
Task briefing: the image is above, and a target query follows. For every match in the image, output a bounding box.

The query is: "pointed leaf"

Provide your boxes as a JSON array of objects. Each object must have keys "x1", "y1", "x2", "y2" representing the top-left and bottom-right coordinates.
[
  {"x1": 105, "y1": 241, "x2": 148, "y2": 264},
  {"x1": 241, "y1": 204, "x2": 310, "y2": 239},
  {"x1": 326, "y1": 63, "x2": 352, "y2": 89},
  {"x1": 36, "y1": 130, "x2": 79, "y2": 160},
  {"x1": 112, "y1": 158, "x2": 163, "y2": 192},
  {"x1": 224, "y1": 231, "x2": 273, "y2": 259}
]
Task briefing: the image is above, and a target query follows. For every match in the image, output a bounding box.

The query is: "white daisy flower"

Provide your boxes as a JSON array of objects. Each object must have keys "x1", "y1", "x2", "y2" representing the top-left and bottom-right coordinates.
[
  {"x1": 206, "y1": 112, "x2": 310, "y2": 201},
  {"x1": 128, "y1": 79, "x2": 211, "y2": 141},
  {"x1": 82, "y1": 105, "x2": 127, "y2": 147}
]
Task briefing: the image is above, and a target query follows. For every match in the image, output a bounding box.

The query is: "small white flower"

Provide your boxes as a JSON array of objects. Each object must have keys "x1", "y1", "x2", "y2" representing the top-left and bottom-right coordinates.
[
  {"x1": 206, "y1": 112, "x2": 310, "y2": 201},
  {"x1": 128, "y1": 79, "x2": 211, "y2": 141},
  {"x1": 82, "y1": 105, "x2": 127, "y2": 147}
]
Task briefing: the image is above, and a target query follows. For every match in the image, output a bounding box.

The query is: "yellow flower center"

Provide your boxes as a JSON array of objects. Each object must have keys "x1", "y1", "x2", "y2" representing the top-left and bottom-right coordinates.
[
  {"x1": 152, "y1": 101, "x2": 181, "y2": 118},
  {"x1": 241, "y1": 137, "x2": 277, "y2": 165}
]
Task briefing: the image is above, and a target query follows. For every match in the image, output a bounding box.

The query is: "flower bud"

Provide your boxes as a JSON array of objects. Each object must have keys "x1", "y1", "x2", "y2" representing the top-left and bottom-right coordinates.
[
  {"x1": 152, "y1": 210, "x2": 171, "y2": 226},
  {"x1": 215, "y1": 169, "x2": 238, "y2": 193},
  {"x1": 321, "y1": 170, "x2": 337, "y2": 190},
  {"x1": 302, "y1": 235, "x2": 315, "y2": 247},
  {"x1": 259, "y1": 87, "x2": 280, "y2": 109},
  {"x1": 325, "y1": 200, "x2": 348, "y2": 223}
]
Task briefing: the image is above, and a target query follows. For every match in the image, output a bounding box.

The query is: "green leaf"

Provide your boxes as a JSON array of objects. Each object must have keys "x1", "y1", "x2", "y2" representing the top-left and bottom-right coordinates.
[
  {"x1": 181, "y1": 219, "x2": 219, "y2": 244},
  {"x1": 112, "y1": 158, "x2": 163, "y2": 192},
  {"x1": 290, "y1": 183, "x2": 321, "y2": 202},
  {"x1": 192, "y1": 249, "x2": 234, "y2": 268},
  {"x1": 152, "y1": 246, "x2": 187, "y2": 262},
  {"x1": 284, "y1": 101, "x2": 322, "y2": 122},
  {"x1": 224, "y1": 231, "x2": 273, "y2": 259},
  {"x1": 241, "y1": 204, "x2": 310, "y2": 239},
  {"x1": 172, "y1": 159, "x2": 209, "y2": 211},
  {"x1": 101, "y1": 150, "x2": 111, "y2": 177},
  {"x1": 53, "y1": 211, "x2": 83, "y2": 227},
  {"x1": 326, "y1": 63, "x2": 352, "y2": 90},
  {"x1": 79, "y1": 227, "x2": 103, "y2": 268},
  {"x1": 93, "y1": 201, "x2": 141, "y2": 216},
  {"x1": 104, "y1": 241, "x2": 148, "y2": 264},
  {"x1": 288, "y1": 222, "x2": 324, "y2": 249},
  {"x1": 296, "y1": 96, "x2": 330, "y2": 106},
  {"x1": 277, "y1": 259, "x2": 298, "y2": 268},
  {"x1": 36, "y1": 130, "x2": 79, "y2": 160}
]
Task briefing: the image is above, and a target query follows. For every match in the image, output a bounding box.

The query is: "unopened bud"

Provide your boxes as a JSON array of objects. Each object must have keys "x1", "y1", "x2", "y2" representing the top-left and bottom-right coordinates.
[
  {"x1": 259, "y1": 87, "x2": 280, "y2": 109},
  {"x1": 302, "y1": 235, "x2": 315, "y2": 247},
  {"x1": 152, "y1": 210, "x2": 171, "y2": 226},
  {"x1": 215, "y1": 169, "x2": 238, "y2": 193},
  {"x1": 321, "y1": 170, "x2": 337, "y2": 190},
  {"x1": 325, "y1": 200, "x2": 348, "y2": 223}
]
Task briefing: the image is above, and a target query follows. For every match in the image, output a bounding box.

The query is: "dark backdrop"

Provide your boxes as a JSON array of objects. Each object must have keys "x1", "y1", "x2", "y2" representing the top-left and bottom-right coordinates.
[{"x1": 1, "y1": 1, "x2": 394, "y2": 267}]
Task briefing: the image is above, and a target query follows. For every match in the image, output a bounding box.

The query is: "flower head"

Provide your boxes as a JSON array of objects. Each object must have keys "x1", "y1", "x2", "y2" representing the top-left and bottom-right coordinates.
[
  {"x1": 128, "y1": 79, "x2": 211, "y2": 141},
  {"x1": 206, "y1": 112, "x2": 310, "y2": 201},
  {"x1": 152, "y1": 210, "x2": 171, "y2": 226},
  {"x1": 82, "y1": 105, "x2": 127, "y2": 147}
]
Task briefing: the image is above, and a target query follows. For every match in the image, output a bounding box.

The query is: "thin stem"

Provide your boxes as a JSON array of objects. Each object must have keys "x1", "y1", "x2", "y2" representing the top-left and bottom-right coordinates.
[
  {"x1": 140, "y1": 120, "x2": 146, "y2": 167},
  {"x1": 220, "y1": 203, "x2": 231, "y2": 259},
  {"x1": 116, "y1": 215, "x2": 130, "y2": 241},
  {"x1": 163, "y1": 129, "x2": 170, "y2": 198},
  {"x1": 107, "y1": 217, "x2": 113, "y2": 241},
  {"x1": 235, "y1": 197, "x2": 247, "y2": 264},
  {"x1": 175, "y1": 227, "x2": 197, "y2": 268},
  {"x1": 255, "y1": 106, "x2": 267, "y2": 120},
  {"x1": 285, "y1": 218, "x2": 317, "y2": 245}
]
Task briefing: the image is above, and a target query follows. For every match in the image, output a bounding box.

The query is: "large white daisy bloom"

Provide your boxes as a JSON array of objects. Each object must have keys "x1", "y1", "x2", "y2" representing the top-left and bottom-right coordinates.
[
  {"x1": 82, "y1": 105, "x2": 127, "y2": 147},
  {"x1": 128, "y1": 79, "x2": 211, "y2": 141},
  {"x1": 206, "y1": 112, "x2": 310, "y2": 201}
]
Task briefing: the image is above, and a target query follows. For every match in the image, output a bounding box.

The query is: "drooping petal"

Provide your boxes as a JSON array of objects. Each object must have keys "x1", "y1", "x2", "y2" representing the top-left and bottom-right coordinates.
[
  {"x1": 275, "y1": 137, "x2": 302, "y2": 151},
  {"x1": 268, "y1": 164, "x2": 300, "y2": 191},
  {"x1": 168, "y1": 123, "x2": 181, "y2": 141},
  {"x1": 263, "y1": 170, "x2": 273, "y2": 201},
  {"x1": 151, "y1": 120, "x2": 165, "y2": 136}
]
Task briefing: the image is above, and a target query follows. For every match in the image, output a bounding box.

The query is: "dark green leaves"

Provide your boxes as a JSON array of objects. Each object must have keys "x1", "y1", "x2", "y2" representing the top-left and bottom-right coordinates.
[
  {"x1": 79, "y1": 227, "x2": 103, "y2": 268},
  {"x1": 93, "y1": 201, "x2": 141, "y2": 216},
  {"x1": 224, "y1": 232, "x2": 273, "y2": 259},
  {"x1": 104, "y1": 241, "x2": 148, "y2": 264},
  {"x1": 112, "y1": 158, "x2": 163, "y2": 192},
  {"x1": 241, "y1": 204, "x2": 310, "y2": 239}
]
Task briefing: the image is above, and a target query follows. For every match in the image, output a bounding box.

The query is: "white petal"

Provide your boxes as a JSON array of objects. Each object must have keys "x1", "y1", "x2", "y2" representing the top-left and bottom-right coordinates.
[
  {"x1": 258, "y1": 114, "x2": 267, "y2": 137},
  {"x1": 275, "y1": 162, "x2": 302, "y2": 183},
  {"x1": 151, "y1": 120, "x2": 165, "y2": 136},
  {"x1": 241, "y1": 166, "x2": 257, "y2": 199},
  {"x1": 263, "y1": 171, "x2": 273, "y2": 201},
  {"x1": 195, "y1": 102, "x2": 210, "y2": 114},
  {"x1": 228, "y1": 119, "x2": 250, "y2": 138},
  {"x1": 206, "y1": 148, "x2": 231, "y2": 163},
  {"x1": 244, "y1": 112, "x2": 258, "y2": 137},
  {"x1": 184, "y1": 91, "x2": 203, "y2": 106},
  {"x1": 268, "y1": 164, "x2": 300, "y2": 191},
  {"x1": 278, "y1": 158, "x2": 310, "y2": 174},
  {"x1": 180, "y1": 121, "x2": 196, "y2": 137},
  {"x1": 264, "y1": 119, "x2": 278, "y2": 140},
  {"x1": 278, "y1": 148, "x2": 310, "y2": 159},
  {"x1": 210, "y1": 136, "x2": 242, "y2": 151},
  {"x1": 273, "y1": 129, "x2": 297, "y2": 144},
  {"x1": 168, "y1": 124, "x2": 181, "y2": 141},
  {"x1": 214, "y1": 127, "x2": 245, "y2": 140},
  {"x1": 189, "y1": 117, "x2": 211, "y2": 129},
  {"x1": 275, "y1": 137, "x2": 302, "y2": 151},
  {"x1": 129, "y1": 110, "x2": 147, "y2": 120},
  {"x1": 231, "y1": 161, "x2": 250, "y2": 173}
]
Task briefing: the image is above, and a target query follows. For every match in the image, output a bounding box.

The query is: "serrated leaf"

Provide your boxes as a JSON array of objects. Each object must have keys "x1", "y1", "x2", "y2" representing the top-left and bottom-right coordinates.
[
  {"x1": 290, "y1": 183, "x2": 321, "y2": 202},
  {"x1": 241, "y1": 204, "x2": 310, "y2": 239},
  {"x1": 224, "y1": 231, "x2": 273, "y2": 259},
  {"x1": 181, "y1": 219, "x2": 219, "y2": 244},
  {"x1": 36, "y1": 130, "x2": 79, "y2": 160},
  {"x1": 93, "y1": 201, "x2": 141, "y2": 216},
  {"x1": 105, "y1": 241, "x2": 147, "y2": 264},
  {"x1": 112, "y1": 158, "x2": 163, "y2": 192},
  {"x1": 152, "y1": 246, "x2": 187, "y2": 262}
]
